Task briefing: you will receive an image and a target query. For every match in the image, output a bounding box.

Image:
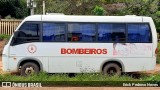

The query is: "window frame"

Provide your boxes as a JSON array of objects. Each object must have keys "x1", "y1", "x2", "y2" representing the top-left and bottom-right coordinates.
[
  {"x1": 67, "y1": 22, "x2": 97, "y2": 43},
  {"x1": 12, "y1": 21, "x2": 152, "y2": 44},
  {"x1": 97, "y1": 23, "x2": 127, "y2": 43},
  {"x1": 126, "y1": 23, "x2": 152, "y2": 43},
  {"x1": 40, "y1": 22, "x2": 152, "y2": 43},
  {"x1": 11, "y1": 21, "x2": 42, "y2": 46},
  {"x1": 42, "y1": 22, "x2": 67, "y2": 42}
]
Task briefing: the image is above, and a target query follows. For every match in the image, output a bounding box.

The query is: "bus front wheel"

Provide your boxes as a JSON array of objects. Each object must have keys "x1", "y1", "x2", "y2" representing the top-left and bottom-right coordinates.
[
  {"x1": 20, "y1": 62, "x2": 40, "y2": 76},
  {"x1": 103, "y1": 63, "x2": 121, "y2": 76}
]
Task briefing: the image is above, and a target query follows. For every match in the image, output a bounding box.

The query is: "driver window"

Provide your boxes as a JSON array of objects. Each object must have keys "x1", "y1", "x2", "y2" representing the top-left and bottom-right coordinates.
[{"x1": 13, "y1": 22, "x2": 40, "y2": 45}]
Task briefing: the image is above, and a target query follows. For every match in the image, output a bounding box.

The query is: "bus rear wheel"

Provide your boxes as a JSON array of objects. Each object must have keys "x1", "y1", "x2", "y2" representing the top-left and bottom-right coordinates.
[
  {"x1": 20, "y1": 62, "x2": 40, "y2": 76},
  {"x1": 103, "y1": 63, "x2": 121, "y2": 76}
]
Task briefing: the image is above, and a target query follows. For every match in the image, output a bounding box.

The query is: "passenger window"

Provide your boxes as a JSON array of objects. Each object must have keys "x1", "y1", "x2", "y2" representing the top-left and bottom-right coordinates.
[
  {"x1": 43, "y1": 23, "x2": 65, "y2": 42},
  {"x1": 127, "y1": 24, "x2": 152, "y2": 42},
  {"x1": 98, "y1": 23, "x2": 126, "y2": 42},
  {"x1": 13, "y1": 22, "x2": 40, "y2": 45},
  {"x1": 68, "y1": 23, "x2": 96, "y2": 42}
]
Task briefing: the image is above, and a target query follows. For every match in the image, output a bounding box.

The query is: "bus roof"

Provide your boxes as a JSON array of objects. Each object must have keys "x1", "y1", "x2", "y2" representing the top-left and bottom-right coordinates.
[{"x1": 23, "y1": 15, "x2": 152, "y2": 23}]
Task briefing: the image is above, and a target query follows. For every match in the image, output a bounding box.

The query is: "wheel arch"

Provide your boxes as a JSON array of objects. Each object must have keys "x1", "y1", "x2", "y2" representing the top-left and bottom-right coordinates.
[
  {"x1": 17, "y1": 57, "x2": 43, "y2": 71},
  {"x1": 100, "y1": 59, "x2": 125, "y2": 72}
]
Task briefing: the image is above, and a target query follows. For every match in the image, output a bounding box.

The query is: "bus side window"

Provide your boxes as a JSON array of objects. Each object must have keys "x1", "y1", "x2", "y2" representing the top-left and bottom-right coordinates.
[
  {"x1": 12, "y1": 22, "x2": 40, "y2": 45},
  {"x1": 98, "y1": 23, "x2": 126, "y2": 43},
  {"x1": 43, "y1": 23, "x2": 65, "y2": 42},
  {"x1": 127, "y1": 24, "x2": 152, "y2": 43},
  {"x1": 112, "y1": 24, "x2": 126, "y2": 42},
  {"x1": 68, "y1": 23, "x2": 96, "y2": 42}
]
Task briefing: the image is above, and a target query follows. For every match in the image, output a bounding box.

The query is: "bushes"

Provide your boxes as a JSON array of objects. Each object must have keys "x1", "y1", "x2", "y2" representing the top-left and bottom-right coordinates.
[
  {"x1": 0, "y1": 34, "x2": 11, "y2": 41},
  {"x1": 0, "y1": 34, "x2": 10, "y2": 55}
]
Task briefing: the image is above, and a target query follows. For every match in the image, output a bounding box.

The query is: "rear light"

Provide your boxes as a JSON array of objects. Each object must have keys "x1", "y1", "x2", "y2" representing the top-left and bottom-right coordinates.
[{"x1": 155, "y1": 48, "x2": 158, "y2": 54}]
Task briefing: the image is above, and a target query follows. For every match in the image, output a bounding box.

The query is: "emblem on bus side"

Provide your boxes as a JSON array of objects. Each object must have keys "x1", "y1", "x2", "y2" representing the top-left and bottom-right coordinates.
[{"x1": 27, "y1": 44, "x2": 37, "y2": 54}]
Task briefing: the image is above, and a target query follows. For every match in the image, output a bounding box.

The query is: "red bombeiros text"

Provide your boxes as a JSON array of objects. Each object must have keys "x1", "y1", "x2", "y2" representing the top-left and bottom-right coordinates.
[{"x1": 61, "y1": 48, "x2": 107, "y2": 54}]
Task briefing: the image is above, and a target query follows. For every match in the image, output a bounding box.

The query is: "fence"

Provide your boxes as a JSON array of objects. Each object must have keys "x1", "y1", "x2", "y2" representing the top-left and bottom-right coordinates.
[{"x1": 0, "y1": 19, "x2": 22, "y2": 35}]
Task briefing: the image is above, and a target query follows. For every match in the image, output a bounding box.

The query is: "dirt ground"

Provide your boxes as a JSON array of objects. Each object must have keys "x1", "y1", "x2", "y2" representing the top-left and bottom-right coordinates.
[
  {"x1": 0, "y1": 40, "x2": 5, "y2": 74},
  {"x1": 0, "y1": 40, "x2": 6, "y2": 55}
]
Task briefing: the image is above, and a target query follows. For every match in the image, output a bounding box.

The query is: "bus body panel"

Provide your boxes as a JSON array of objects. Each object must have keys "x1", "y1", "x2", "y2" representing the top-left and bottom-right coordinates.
[
  {"x1": 7, "y1": 43, "x2": 153, "y2": 73},
  {"x1": 48, "y1": 57, "x2": 154, "y2": 73},
  {"x1": 9, "y1": 43, "x2": 152, "y2": 57},
  {"x1": 143, "y1": 17, "x2": 157, "y2": 57},
  {"x1": 2, "y1": 15, "x2": 157, "y2": 74},
  {"x1": 42, "y1": 15, "x2": 143, "y2": 23},
  {"x1": 6, "y1": 56, "x2": 49, "y2": 72}
]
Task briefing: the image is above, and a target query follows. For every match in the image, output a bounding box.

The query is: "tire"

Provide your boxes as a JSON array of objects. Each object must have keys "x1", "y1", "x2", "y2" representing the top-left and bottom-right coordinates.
[
  {"x1": 20, "y1": 62, "x2": 39, "y2": 76},
  {"x1": 103, "y1": 63, "x2": 121, "y2": 76}
]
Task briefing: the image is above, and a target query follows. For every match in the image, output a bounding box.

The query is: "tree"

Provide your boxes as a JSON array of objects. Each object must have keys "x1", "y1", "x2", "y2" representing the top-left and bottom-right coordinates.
[
  {"x1": 13, "y1": 0, "x2": 29, "y2": 19},
  {"x1": 22, "y1": 0, "x2": 160, "y2": 32},
  {"x1": 117, "y1": 0, "x2": 160, "y2": 32},
  {"x1": 92, "y1": 5, "x2": 106, "y2": 15},
  {"x1": 35, "y1": 0, "x2": 70, "y2": 14},
  {"x1": 35, "y1": 0, "x2": 102, "y2": 15},
  {"x1": 0, "y1": 0, "x2": 15, "y2": 18},
  {"x1": 0, "y1": 0, "x2": 29, "y2": 19}
]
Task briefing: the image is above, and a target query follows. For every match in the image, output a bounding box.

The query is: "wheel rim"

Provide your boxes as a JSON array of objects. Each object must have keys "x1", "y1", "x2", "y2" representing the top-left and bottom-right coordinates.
[
  {"x1": 25, "y1": 66, "x2": 35, "y2": 75},
  {"x1": 107, "y1": 67, "x2": 117, "y2": 75}
]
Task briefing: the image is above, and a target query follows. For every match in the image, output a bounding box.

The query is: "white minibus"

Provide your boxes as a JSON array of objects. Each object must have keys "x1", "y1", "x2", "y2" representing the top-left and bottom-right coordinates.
[{"x1": 2, "y1": 15, "x2": 157, "y2": 76}]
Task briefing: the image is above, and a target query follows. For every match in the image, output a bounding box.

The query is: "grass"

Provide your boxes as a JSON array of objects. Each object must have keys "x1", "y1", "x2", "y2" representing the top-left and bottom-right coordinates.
[
  {"x1": 0, "y1": 73, "x2": 132, "y2": 81},
  {"x1": 0, "y1": 34, "x2": 11, "y2": 40},
  {"x1": 0, "y1": 72, "x2": 159, "y2": 81},
  {"x1": 0, "y1": 72, "x2": 160, "y2": 86}
]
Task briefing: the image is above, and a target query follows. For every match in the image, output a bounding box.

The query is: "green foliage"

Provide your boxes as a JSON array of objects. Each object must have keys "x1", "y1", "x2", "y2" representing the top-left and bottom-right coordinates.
[
  {"x1": 104, "y1": 0, "x2": 133, "y2": 3},
  {"x1": 117, "y1": 0, "x2": 160, "y2": 32},
  {"x1": 92, "y1": 5, "x2": 106, "y2": 15},
  {"x1": 4, "y1": 15, "x2": 13, "y2": 19},
  {"x1": 34, "y1": 0, "x2": 160, "y2": 25},
  {"x1": 35, "y1": 0, "x2": 69, "y2": 14},
  {"x1": 0, "y1": 0, "x2": 14, "y2": 18},
  {"x1": 154, "y1": 18, "x2": 160, "y2": 33},
  {"x1": 0, "y1": 72, "x2": 160, "y2": 86},
  {"x1": 0, "y1": 34, "x2": 11, "y2": 40},
  {"x1": 13, "y1": 0, "x2": 29, "y2": 19},
  {"x1": 0, "y1": 72, "x2": 138, "y2": 81},
  {"x1": 118, "y1": 0, "x2": 151, "y2": 15},
  {"x1": 35, "y1": 0, "x2": 102, "y2": 15},
  {"x1": 0, "y1": 0, "x2": 29, "y2": 19},
  {"x1": 156, "y1": 11, "x2": 160, "y2": 16}
]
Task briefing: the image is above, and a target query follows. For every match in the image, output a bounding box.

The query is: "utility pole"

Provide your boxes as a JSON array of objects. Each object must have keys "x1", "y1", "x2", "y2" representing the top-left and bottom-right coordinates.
[
  {"x1": 31, "y1": 8, "x2": 34, "y2": 15},
  {"x1": 43, "y1": 0, "x2": 45, "y2": 15},
  {"x1": 27, "y1": 0, "x2": 37, "y2": 15}
]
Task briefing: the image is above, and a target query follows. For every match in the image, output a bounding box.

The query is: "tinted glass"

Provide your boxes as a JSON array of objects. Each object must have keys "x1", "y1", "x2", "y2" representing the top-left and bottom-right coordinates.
[
  {"x1": 68, "y1": 23, "x2": 96, "y2": 42},
  {"x1": 127, "y1": 24, "x2": 151, "y2": 42},
  {"x1": 98, "y1": 23, "x2": 126, "y2": 42},
  {"x1": 43, "y1": 23, "x2": 65, "y2": 42},
  {"x1": 13, "y1": 22, "x2": 40, "y2": 45},
  {"x1": 19, "y1": 23, "x2": 39, "y2": 37}
]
